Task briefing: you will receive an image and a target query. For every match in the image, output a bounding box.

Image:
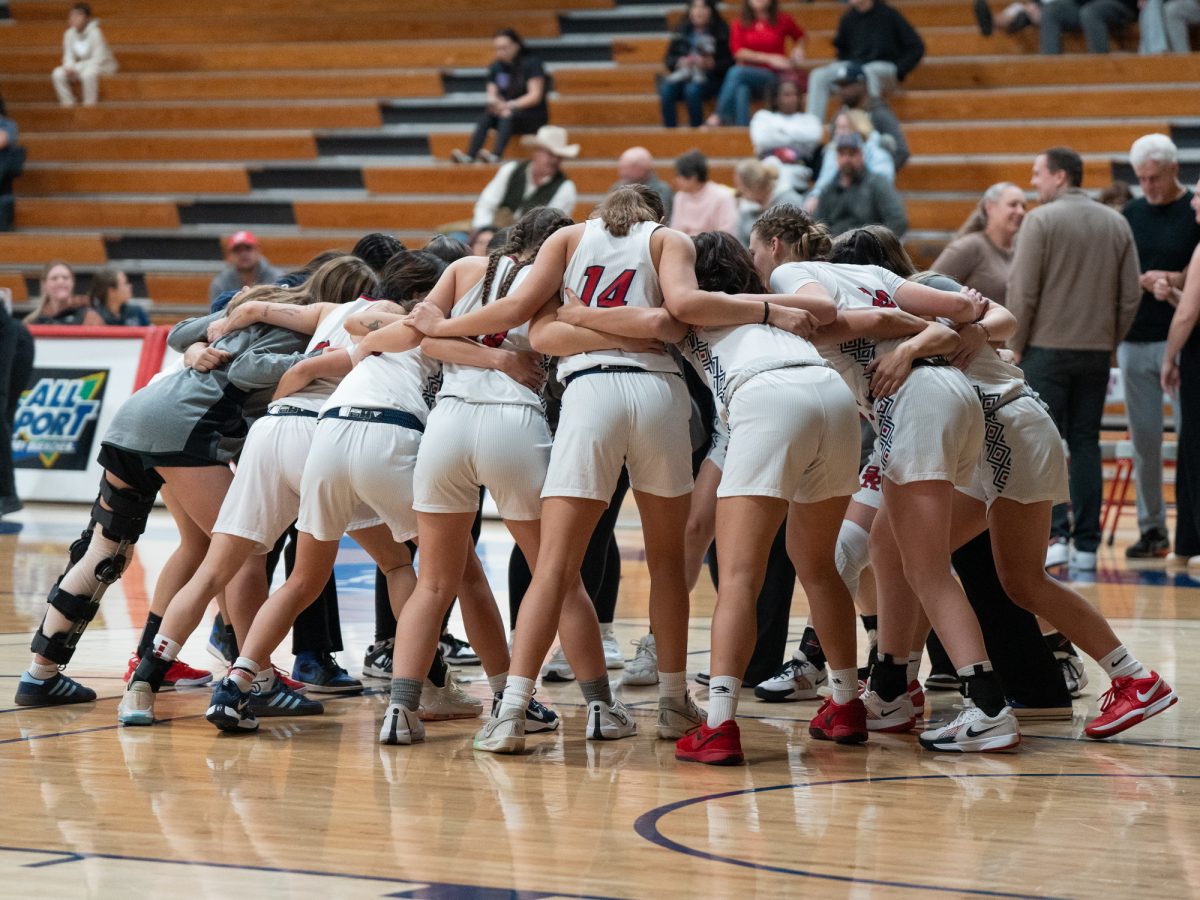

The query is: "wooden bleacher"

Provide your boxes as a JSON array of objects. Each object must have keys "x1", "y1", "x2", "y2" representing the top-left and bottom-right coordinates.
[{"x1": 0, "y1": 0, "x2": 1195, "y2": 319}]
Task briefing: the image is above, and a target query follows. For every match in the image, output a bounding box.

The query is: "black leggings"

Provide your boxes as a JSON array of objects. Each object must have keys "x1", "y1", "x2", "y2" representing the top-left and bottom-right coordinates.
[
  {"x1": 0, "y1": 314, "x2": 33, "y2": 501},
  {"x1": 1174, "y1": 341, "x2": 1200, "y2": 557},
  {"x1": 466, "y1": 107, "x2": 547, "y2": 159},
  {"x1": 266, "y1": 523, "x2": 342, "y2": 656}
]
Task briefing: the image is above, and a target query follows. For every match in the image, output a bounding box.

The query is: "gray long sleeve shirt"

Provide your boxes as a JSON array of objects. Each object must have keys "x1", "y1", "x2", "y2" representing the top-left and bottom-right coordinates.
[{"x1": 815, "y1": 171, "x2": 908, "y2": 237}]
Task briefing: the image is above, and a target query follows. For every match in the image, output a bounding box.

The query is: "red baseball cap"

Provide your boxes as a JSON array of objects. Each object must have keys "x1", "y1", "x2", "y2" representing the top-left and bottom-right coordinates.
[{"x1": 228, "y1": 230, "x2": 259, "y2": 250}]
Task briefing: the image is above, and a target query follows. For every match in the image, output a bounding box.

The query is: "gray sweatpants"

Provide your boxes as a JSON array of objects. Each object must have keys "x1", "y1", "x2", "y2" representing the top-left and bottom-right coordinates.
[{"x1": 1117, "y1": 340, "x2": 1181, "y2": 534}]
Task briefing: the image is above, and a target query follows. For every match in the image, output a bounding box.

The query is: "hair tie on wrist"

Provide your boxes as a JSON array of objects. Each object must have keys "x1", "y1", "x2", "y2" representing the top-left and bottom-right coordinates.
[{"x1": 762, "y1": 301, "x2": 770, "y2": 325}]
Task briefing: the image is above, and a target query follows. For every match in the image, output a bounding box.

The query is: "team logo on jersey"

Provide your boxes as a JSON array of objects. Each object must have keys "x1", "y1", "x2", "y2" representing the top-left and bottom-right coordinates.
[
  {"x1": 684, "y1": 330, "x2": 726, "y2": 404},
  {"x1": 12, "y1": 369, "x2": 109, "y2": 470},
  {"x1": 858, "y1": 287, "x2": 896, "y2": 308}
]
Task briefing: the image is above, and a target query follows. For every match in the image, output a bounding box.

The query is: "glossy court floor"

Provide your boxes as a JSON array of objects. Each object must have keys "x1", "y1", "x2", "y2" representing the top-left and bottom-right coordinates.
[{"x1": 0, "y1": 503, "x2": 1196, "y2": 899}]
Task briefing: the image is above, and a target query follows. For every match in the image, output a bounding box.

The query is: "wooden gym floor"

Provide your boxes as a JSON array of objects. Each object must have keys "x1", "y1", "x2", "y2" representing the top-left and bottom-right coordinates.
[{"x1": 0, "y1": 503, "x2": 1196, "y2": 899}]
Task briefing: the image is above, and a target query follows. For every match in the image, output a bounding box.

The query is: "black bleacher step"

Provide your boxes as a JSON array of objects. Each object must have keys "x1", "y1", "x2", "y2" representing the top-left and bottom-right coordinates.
[
  {"x1": 105, "y1": 235, "x2": 223, "y2": 263},
  {"x1": 250, "y1": 166, "x2": 365, "y2": 191},
  {"x1": 1112, "y1": 160, "x2": 1200, "y2": 184},
  {"x1": 178, "y1": 201, "x2": 296, "y2": 227},
  {"x1": 442, "y1": 71, "x2": 488, "y2": 94},
  {"x1": 382, "y1": 98, "x2": 484, "y2": 127},
  {"x1": 526, "y1": 38, "x2": 612, "y2": 64},
  {"x1": 1170, "y1": 122, "x2": 1200, "y2": 150},
  {"x1": 316, "y1": 133, "x2": 430, "y2": 157},
  {"x1": 559, "y1": 10, "x2": 667, "y2": 34}
]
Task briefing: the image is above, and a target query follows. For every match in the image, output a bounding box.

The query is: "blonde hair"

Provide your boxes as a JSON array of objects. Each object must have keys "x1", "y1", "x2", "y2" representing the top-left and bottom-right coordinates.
[
  {"x1": 303, "y1": 255, "x2": 379, "y2": 305},
  {"x1": 751, "y1": 204, "x2": 832, "y2": 262},
  {"x1": 225, "y1": 284, "x2": 305, "y2": 313},
  {"x1": 735, "y1": 157, "x2": 777, "y2": 193},
  {"x1": 24, "y1": 259, "x2": 75, "y2": 323},
  {"x1": 956, "y1": 182, "x2": 1019, "y2": 238},
  {"x1": 592, "y1": 184, "x2": 663, "y2": 237}
]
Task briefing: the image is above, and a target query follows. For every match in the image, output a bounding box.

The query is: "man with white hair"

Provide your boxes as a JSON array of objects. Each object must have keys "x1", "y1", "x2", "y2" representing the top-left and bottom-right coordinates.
[
  {"x1": 1121, "y1": 133, "x2": 1200, "y2": 558},
  {"x1": 611, "y1": 146, "x2": 674, "y2": 220}
]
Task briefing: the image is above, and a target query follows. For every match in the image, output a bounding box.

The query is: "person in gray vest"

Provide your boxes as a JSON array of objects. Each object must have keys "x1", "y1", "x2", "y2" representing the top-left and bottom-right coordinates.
[{"x1": 471, "y1": 125, "x2": 579, "y2": 231}]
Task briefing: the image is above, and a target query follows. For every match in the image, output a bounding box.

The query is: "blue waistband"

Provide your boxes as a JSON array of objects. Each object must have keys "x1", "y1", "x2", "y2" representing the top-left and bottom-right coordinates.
[
  {"x1": 268, "y1": 405, "x2": 319, "y2": 419},
  {"x1": 319, "y1": 406, "x2": 425, "y2": 433}
]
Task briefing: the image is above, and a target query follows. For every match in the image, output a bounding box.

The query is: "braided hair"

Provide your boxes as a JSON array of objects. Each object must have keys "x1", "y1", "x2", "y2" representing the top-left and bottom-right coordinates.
[
  {"x1": 751, "y1": 203, "x2": 832, "y2": 262},
  {"x1": 478, "y1": 206, "x2": 573, "y2": 306}
]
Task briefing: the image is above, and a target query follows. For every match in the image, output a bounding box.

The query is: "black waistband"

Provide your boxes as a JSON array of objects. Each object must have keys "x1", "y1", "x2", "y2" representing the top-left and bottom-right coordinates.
[
  {"x1": 563, "y1": 365, "x2": 677, "y2": 386},
  {"x1": 268, "y1": 405, "x2": 319, "y2": 418},
  {"x1": 912, "y1": 356, "x2": 952, "y2": 369},
  {"x1": 319, "y1": 406, "x2": 425, "y2": 433}
]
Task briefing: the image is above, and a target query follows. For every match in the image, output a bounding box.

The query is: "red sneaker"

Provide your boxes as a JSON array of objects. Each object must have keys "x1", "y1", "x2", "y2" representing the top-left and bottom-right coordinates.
[
  {"x1": 809, "y1": 697, "x2": 868, "y2": 745},
  {"x1": 675, "y1": 720, "x2": 744, "y2": 765},
  {"x1": 908, "y1": 680, "x2": 925, "y2": 716},
  {"x1": 1084, "y1": 671, "x2": 1177, "y2": 739},
  {"x1": 274, "y1": 666, "x2": 308, "y2": 695},
  {"x1": 123, "y1": 653, "x2": 213, "y2": 689}
]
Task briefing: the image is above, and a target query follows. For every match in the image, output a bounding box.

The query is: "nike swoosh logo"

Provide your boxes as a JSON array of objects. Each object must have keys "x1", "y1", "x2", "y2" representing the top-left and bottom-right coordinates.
[
  {"x1": 965, "y1": 722, "x2": 1003, "y2": 737},
  {"x1": 695, "y1": 730, "x2": 725, "y2": 749},
  {"x1": 1136, "y1": 680, "x2": 1161, "y2": 703},
  {"x1": 1110, "y1": 654, "x2": 1128, "y2": 669},
  {"x1": 879, "y1": 705, "x2": 904, "y2": 717}
]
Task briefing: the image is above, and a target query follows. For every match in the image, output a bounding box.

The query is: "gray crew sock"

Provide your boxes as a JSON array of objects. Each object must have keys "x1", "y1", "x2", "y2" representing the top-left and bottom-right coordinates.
[
  {"x1": 579, "y1": 676, "x2": 613, "y2": 706},
  {"x1": 390, "y1": 677, "x2": 423, "y2": 712}
]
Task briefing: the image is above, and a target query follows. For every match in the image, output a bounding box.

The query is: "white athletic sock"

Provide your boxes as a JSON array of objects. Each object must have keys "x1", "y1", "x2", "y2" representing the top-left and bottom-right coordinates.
[
  {"x1": 499, "y1": 675, "x2": 535, "y2": 716},
  {"x1": 488, "y1": 671, "x2": 508, "y2": 695},
  {"x1": 27, "y1": 660, "x2": 58, "y2": 680},
  {"x1": 659, "y1": 670, "x2": 687, "y2": 700},
  {"x1": 829, "y1": 667, "x2": 859, "y2": 705},
  {"x1": 228, "y1": 656, "x2": 259, "y2": 692},
  {"x1": 706, "y1": 675, "x2": 741, "y2": 727},
  {"x1": 253, "y1": 667, "x2": 278, "y2": 691},
  {"x1": 906, "y1": 651, "x2": 922, "y2": 685},
  {"x1": 150, "y1": 634, "x2": 181, "y2": 663},
  {"x1": 1099, "y1": 644, "x2": 1149, "y2": 680}
]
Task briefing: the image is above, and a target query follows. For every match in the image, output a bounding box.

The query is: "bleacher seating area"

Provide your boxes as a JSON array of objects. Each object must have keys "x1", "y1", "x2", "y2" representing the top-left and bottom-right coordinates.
[{"x1": 1, "y1": 0, "x2": 1198, "y2": 321}]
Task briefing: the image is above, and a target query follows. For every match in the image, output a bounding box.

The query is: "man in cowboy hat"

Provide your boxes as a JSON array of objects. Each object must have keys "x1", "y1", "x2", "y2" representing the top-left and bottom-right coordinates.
[{"x1": 471, "y1": 125, "x2": 579, "y2": 230}]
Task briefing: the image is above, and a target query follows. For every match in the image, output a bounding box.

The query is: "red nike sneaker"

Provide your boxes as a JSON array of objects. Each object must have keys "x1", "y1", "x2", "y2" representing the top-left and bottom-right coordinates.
[
  {"x1": 273, "y1": 666, "x2": 309, "y2": 695},
  {"x1": 1084, "y1": 671, "x2": 1177, "y2": 739},
  {"x1": 908, "y1": 680, "x2": 925, "y2": 716},
  {"x1": 123, "y1": 653, "x2": 213, "y2": 689},
  {"x1": 675, "y1": 720, "x2": 744, "y2": 765},
  {"x1": 808, "y1": 697, "x2": 868, "y2": 745}
]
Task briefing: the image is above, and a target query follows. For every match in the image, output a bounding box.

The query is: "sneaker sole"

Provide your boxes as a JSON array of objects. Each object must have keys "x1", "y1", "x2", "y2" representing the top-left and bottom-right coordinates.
[
  {"x1": 675, "y1": 749, "x2": 744, "y2": 765},
  {"x1": 808, "y1": 726, "x2": 869, "y2": 745},
  {"x1": 419, "y1": 708, "x2": 482, "y2": 721},
  {"x1": 1084, "y1": 691, "x2": 1178, "y2": 738},
  {"x1": 918, "y1": 732, "x2": 1021, "y2": 752},
  {"x1": 14, "y1": 692, "x2": 95, "y2": 707},
  {"x1": 206, "y1": 704, "x2": 258, "y2": 733},
  {"x1": 446, "y1": 658, "x2": 481, "y2": 666},
  {"x1": 474, "y1": 735, "x2": 525, "y2": 753},
  {"x1": 298, "y1": 683, "x2": 364, "y2": 695},
  {"x1": 867, "y1": 716, "x2": 916, "y2": 733},
  {"x1": 526, "y1": 718, "x2": 560, "y2": 734},
  {"x1": 540, "y1": 671, "x2": 576, "y2": 683},
  {"x1": 117, "y1": 708, "x2": 154, "y2": 726},
  {"x1": 605, "y1": 660, "x2": 625, "y2": 670},
  {"x1": 754, "y1": 686, "x2": 819, "y2": 703}
]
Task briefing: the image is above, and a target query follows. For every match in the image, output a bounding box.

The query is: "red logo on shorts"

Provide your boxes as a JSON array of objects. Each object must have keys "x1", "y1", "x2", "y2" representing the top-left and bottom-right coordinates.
[{"x1": 860, "y1": 465, "x2": 882, "y2": 491}]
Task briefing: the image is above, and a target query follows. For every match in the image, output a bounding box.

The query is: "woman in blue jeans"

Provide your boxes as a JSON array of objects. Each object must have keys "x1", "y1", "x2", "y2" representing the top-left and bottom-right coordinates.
[
  {"x1": 659, "y1": 0, "x2": 732, "y2": 128},
  {"x1": 705, "y1": 0, "x2": 806, "y2": 128}
]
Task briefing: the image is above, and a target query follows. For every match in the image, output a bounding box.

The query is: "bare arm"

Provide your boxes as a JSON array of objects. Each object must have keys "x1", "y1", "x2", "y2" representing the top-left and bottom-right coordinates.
[
  {"x1": 813, "y1": 307, "x2": 927, "y2": 345},
  {"x1": 422, "y1": 337, "x2": 546, "y2": 392},
  {"x1": 344, "y1": 303, "x2": 408, "y2": 337},
  {"x1": 529, "y1": 299, "x2": 664, "y2": 357},
  {"x1": 894, "y1": 280, "x2": 986, "y2": 323},
  {"x1": 272, "y1": 348, "x2": 353, "y2": 401},
  {"x1": 866, "y1": 323, "x2": 961, "y2": 397},
  {"x1": 353, "y1": 319, "x2": 424, "y2": 360},
  {"x1": 207, "y1": 300, "x2": 334, "y2": 343},
  {"x1": 947, "y1": 300, "x2": 1018, "y2": 370},
  {"x1": 1163, "y1": 245, "x2": 1200, "y2": 393},
  {"x1": 556, "y1": 288, "x2": 688, "y2": 343}
]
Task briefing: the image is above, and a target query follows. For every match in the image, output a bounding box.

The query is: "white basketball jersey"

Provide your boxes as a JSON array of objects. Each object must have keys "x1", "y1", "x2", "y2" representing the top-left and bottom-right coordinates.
[
  {"x1": 439, "y1": 258, "x2": 545, "y2": 409},
  {"x1": 965, "y1": 345, "x2": 1032, "y2": 412},
  {"x1": 269, "y1": 297, "x2": 372, "y2": 413},
  {"x1": 320, "y1": 333, "x2": 441, "y2": 424},
  {"x1": 556, "y1": 218, "x2": 681, "y2": 379}
]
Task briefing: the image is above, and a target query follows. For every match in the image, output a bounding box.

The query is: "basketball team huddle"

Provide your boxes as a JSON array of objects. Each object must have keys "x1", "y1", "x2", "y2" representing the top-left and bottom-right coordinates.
[{"x1": 15, "y1": 188, "x2": 1178, "y2": 765}]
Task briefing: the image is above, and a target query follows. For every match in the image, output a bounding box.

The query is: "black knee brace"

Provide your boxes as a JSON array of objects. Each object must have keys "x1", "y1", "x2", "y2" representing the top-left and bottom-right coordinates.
[
  {"x1": 32, "y1": 583, "x2": 109, "y2": 665},
  {"x1": 93, "y1": 477, "x2": 155, "y2": 545}
]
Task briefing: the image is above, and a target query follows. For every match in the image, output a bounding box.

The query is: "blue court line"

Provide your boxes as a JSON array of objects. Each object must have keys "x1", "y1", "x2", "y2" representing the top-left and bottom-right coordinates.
[{"x1": 633, "y1": 773, "x2": 1200, "y2": 899}]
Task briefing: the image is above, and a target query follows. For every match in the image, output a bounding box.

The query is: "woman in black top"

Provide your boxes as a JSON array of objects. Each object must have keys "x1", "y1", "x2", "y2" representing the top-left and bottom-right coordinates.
[
  {"x1": 659, "y1": 0, "x2": 732, "y2": 128},
  {"x1": 89, "y1": 268, "x2": 150, "y2": 326},
  {"x1": 454, "y1": 29, "x2": 549, "y2": 164}
]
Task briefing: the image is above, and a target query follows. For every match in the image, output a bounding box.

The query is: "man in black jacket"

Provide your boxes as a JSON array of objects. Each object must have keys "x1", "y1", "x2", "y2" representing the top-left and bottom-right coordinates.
[{"x1": 805, "y1": 0, "x2": 925, "y2": 123}]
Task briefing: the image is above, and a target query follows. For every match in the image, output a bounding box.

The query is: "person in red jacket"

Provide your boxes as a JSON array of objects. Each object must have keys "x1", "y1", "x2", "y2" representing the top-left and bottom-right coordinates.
[{"x1": 705, "y1": 0, "x2": 805, "y2": 128}]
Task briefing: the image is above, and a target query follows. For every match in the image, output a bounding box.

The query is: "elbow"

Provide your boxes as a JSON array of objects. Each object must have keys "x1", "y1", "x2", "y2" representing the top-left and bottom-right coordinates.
[
  {"x1": 812, "y1": 298, "x2": 837, "y2": 326},
  {"x1": 528, "y1": 327, "x2": 554, "y2": 356},
  {"x1": 652, "y1": 311, "x2": 688, "y2": 343}
]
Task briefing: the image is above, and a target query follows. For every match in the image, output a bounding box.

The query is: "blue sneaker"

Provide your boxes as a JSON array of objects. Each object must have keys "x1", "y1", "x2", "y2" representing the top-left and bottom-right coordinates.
[
  {"x1": 206, "y1": 616, "x2": 236, "y2": 667},
  {"x1": 250, "y1": 677, "x2": 325, "y2": 718},
  {"x1": 206, "y1": 677, "x2": 258, "y2": 733},
  {"x1": 491, "y1": 690, "x2": 560, "y2": 734},
  {"x1": 291, "y1": 652, "x2": 363, "y2": 694},
  {"x1": 15, "y1": 671, "x2": 97, "y2": 707}
]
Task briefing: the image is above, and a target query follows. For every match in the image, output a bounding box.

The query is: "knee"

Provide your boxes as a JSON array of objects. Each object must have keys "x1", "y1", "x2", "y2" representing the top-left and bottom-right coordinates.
[{"x1": 996, "y1": 566, "x2": 1049, "y2": 608}]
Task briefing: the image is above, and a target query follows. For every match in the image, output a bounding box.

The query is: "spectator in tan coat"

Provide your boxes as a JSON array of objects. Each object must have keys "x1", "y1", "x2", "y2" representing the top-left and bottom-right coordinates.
[{"x1": 52, "y1": 4, "x2": 117, "y2": 107}]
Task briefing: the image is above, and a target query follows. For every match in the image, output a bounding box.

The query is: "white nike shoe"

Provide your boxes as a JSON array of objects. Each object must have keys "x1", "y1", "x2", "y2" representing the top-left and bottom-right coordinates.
[
  {"x1": 622, "y1": 633, "x2": 659, "y2": 686},
  {"x1": 861, "y1": 688, "x2": 916, "y2": 732},
  {"x1": 1055, "y1": 650, "x2": 1089, "y2": 697},
  {"x1": 586, "y1": 698, "x2": 638, "y2": 741},
  {"x1": 474, "y1": 704, "x2": 526, "y2": 754},
  {"x1": 657, "y1": 692, "x2": 705, "y2": 739},
  {"x1": 379, "y1": 703, "x2": 425, "y2": 745},
  {"x1": 540, "y1": 646, "x2": 575, "y2": 683},
  {"x1": 600, "y1": 626, "x2": 625, "y2": 670},
  {"x1": 918, "y1": 702, "x2": 1021, "y2": 752},
  {"x1": 117, "y1": 681, "x2": 156, "y2": 726},
  {"x1": 419, "y1": 679, "x2": 483, "y2": 721},
  {"x1": 1069, "y1": 547, "x2": 1097, "y2": 571},
  {"x1": 1045, "y1": 540, "x2": 1070, "y2": 569},
  {"x1": 754, "y1": 653, "x2": 827, "y2": 702}
]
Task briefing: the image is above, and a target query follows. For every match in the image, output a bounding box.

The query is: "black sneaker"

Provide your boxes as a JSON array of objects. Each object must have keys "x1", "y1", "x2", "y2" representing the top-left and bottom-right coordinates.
[
  {"x1": 291, "y1": 652, "x2": 363, "y2": 694},
  {"x1": 439, "y1": 632, "x2": 480, "y2": 666},
  {"x1": 924, "y1": 672, "x2": 963, "y2": 692},
  {"x1": 206, "y1": 677, "x2": 258, "y2": 733},
  {"x1": 363, "y1": 638, "x2": 394, "y2": 679},
  {"x1": 973, "y1": 0, "x2": 994, "y2": 35},
  {"x1": 15, "y1": 671, "x2": 96, "y2": 707},
  {"x1": 1126, "y1": 528, "x2": 1170, "y2": 560}
]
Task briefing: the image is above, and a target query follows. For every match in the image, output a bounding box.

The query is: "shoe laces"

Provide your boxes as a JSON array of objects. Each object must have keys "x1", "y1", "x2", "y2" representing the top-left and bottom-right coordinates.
[
  {"x1": 631, "y1": 636, "x2": 655, "y2": 660},
  {"x1": 1096, "y1": 675, "x2": 1134, "y2": 713}
]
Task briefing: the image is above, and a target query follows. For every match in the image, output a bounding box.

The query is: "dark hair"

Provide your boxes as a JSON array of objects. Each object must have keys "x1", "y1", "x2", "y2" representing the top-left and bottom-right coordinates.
[
  {"x1": 675, "y1": 149, "x2": 709, "y2": 183},
  {"x1": 479, "y1": 206, "x2": 573, "y2": 306},
  {"x1": 592, "y1": 184, "x2": 664, "y2": 237},
  {"x1": 751, "y1": 203, "x2": 832, "y2": 262},
  {"x1": 494, "y1": 28, "x2": 526, "y2": 56},
  {"x1": 741, "y1": 0, "x2": 779, "y2": 25},
  {"x1": 828, "y1": 225, "x2": 916, "y2": 277},
  {"x1": 88, "y1": 267, "x2": 122, "y2": 307},
  {"x1": 0, "y1": 94, "x2": 6, "y2": 118},
  {"x1": 380, "y1": 250, "x2": 447, "y2": 309},
  {"x1": 71, "y1": 2, "x2": 91, "y2": 16},
  {"x1": 299, "y1": 249, "x2": 348, "y2": 276},
  {"x1": 352, "y1": 232, "x2": 404, "y2": 273},
  {"x1": 487, "y1": 227, "x2": 512, "y2": 252},
  {"x1": 693, "y1": 231, "x2": 766, "y2": 294},
  {"x1": 1098, "y1": 181, "x2": 1133, "y2": 210},
  {"x1": 676, "y1": 0, "x2": 724, "y2": 33},
  {"x1": 423, "y1": 234, "x2": 471, "y2": 265},
  {"x1": 765, "y1": 78, "x2": 802, "y2": 113},
  {"x1": 1041, "y1": 146, "x2": 1084, "y2": 188}
]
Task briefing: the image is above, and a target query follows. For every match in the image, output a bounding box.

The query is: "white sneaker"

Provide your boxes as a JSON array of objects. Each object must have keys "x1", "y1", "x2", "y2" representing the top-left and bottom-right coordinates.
[
  {"x1": 657, "y1": 692, "x2": 705, "y2": 739},
  {"x1": 540, "y1": 646, "x2": 575, "y2": 683},
  {"x1": 586, "y1": 698, "x2": 638, "y2": 741},
  {"x1": 379, "y1": 703, "x2": 425, "y2": 745},
  {"x1": 117, "y1": 681, "x2": 156, "y2": 726},
  {"x1": 1055, "y1": 651, "x2": 1089, "y2": 696},
  {"x1": 474, "y1": 704, "x2": 526, "y2": 754},
  {"x1": 861, "y1": 688, "x2": 916, "y2": 732},
  {"x1": 600, "y1": 627, "x2": 624, "y2": 670},
  {"x1": 753, "y1": 653, "x2": 827, "y2": 702},
  {"x1": 918, "y1": 702, "x2": 1021, "y2": 752},
  {"x1": 490, "y1": 691, "x2": 560, "y2": 734},
  {"x1": 622, "y1": 633, "x2": 659, "y2": 686},
  {"x1": 419, "y1": 679, "x2": 483, "y2": 721},
  {"x1": 1045, "y1": 540, "x2": 1070, "y2": 569},
  {"x1": 1069, "y1": 547, "x2": 1097, "y2": 571}
]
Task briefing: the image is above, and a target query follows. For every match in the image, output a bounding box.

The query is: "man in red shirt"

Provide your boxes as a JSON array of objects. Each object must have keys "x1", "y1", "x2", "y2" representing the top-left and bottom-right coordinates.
[{"x1": 705, "y1": 0, "x2": 806, "y2": 127}]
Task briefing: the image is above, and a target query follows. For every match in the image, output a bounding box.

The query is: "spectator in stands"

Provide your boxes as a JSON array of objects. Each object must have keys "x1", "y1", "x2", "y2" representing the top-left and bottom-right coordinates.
[
  {"x1": 51, "y1": 3, "x2": 117, "y2": 107},
  {"x1": 1007, "y1": 146, "x2": 1141, "y2": 570},
  {"x1": 1120, "y1": 134, "x2": 1200, "y2": 558},
  {"x1": 24, "y1": 261, "x2": 101, "y2": 325},
  {"x1": 806, "y1": 110, "x2": 897, "y2": 212},
  {"x1": 659, "y1": 0, "x2": 732, "y2": 129},
  {"x1": 89, "y1": 268, "x2": 149, "y2": 326},
  {"x1": 207, "y1": 231, "x2": 283, "y2": 305},
  {"x1": 351, "y1": 232, "x2": 403, "y2": 273},
  {"x1": 704, "y1": 0, "x2": 806, "y2": 128},
  {"x1": 975, "y1": 0, "x2": 1043, "y2": 35},
  {"x1": 1099, "y1": 180, "x2": 1134, "y2": 211},
  {"x1": 829, "y1": 61, "x2": 909, "y2": 169},
  {"x1": 611, "y1": 146, "x2": 674, "y2": 220},
  {"x1": 1164, "y1": 0, "x2": 1200, "y2": 50},
  {"x1": 749, "y1": 80, "x2": 822, "y2": 190},
  {"x1": 1138, "y1": 0, "x2": 1169, "y2": 52},
  {"x1": 468, "y1": 226, "x2": 497, "y2": 256},
  {"x1": 471, "y1": 125, "x2": 578, "y2": 230},
  {"x1": 733, "y1": 157, "x2": 805, "y2": 244},
  {"x1": 0, "y1": 95, "x2": 23, "y2": 233},
  {"x1": 669, "y1": 149, "x2": 738, "y2": 236},
  {"x1": 806, "y1": 0, "x2": 924, "y2": 123},
  {"x1": 452, "y1": 29, "x2": 548, "y2": 164},
  {"x1": 0, "y1": 299, "x2": 34, "y2": 516},
  {"x1": 932, "y1": 181, "x2": 1026, "y2": 305},
  {"x1": 814, "y1": 132, "x2": 907, "y2": 236},
  {"x1": 1039, "y1": 0, "x2": 1138, "y2": 53}
]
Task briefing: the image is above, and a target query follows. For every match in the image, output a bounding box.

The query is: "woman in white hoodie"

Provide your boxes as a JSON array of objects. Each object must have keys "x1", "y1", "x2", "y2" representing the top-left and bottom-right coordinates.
[{"x1": 52, "y1": 3, "x2": 117, "y2": 107}]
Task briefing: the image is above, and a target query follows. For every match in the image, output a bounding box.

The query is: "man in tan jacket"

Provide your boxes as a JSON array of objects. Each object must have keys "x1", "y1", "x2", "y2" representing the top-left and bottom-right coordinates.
[{"x1": 1007, "y1": 146, "x2": 1141, "y2": 571}]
